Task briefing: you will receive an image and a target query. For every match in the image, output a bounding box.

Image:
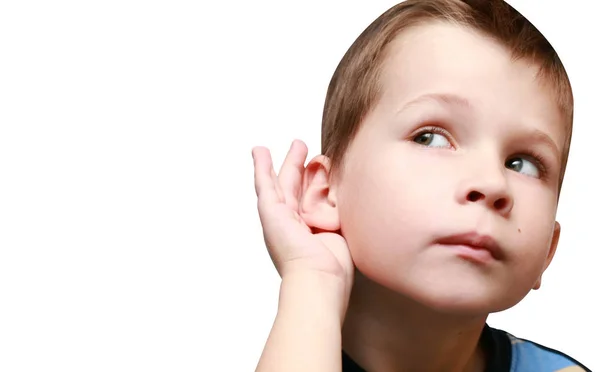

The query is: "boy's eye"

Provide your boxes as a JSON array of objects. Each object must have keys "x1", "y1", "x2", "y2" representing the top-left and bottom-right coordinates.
[
  {"x1": 505, "y1": 157, "x2": 540, "y2": 178},
  {"x1": 413, "y1": 132, "x2": 451, "y2": 148}
]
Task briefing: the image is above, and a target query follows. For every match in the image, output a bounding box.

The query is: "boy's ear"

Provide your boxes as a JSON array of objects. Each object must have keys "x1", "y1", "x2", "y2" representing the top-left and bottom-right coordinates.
[
  {"x1": 533, "y1": 221, "x2": 561, "y2": 290},
  {"x1": 299, "y1": 155, "x2": 340, "y2": 231}
]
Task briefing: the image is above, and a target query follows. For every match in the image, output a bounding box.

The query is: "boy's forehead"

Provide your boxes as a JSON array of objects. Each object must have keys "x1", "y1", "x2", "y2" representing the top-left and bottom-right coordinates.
[{"x1": 375, "y1": 21, "x2": 566, "y2": 151}]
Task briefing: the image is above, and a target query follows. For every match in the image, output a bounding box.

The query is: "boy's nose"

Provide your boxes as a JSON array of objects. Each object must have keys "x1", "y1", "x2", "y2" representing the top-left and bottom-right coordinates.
[{"x1": 455, "y1": 166, "x2": 514, "y2": 218}]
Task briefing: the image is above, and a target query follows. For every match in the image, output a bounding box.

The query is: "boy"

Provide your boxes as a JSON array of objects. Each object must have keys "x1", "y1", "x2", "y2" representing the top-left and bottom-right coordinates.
[{"x1": 252, "y1": 0, "x2": 589, "y2": 371}]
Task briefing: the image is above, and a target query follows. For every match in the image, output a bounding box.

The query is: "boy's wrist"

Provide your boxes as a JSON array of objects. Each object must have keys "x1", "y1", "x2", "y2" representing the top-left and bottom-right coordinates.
[
  {"x1": 279, "y1": 270, "x2": 351, "y2": 325},
  {"x1": 256, "y1": 270, "x2": 348, "y2": 372}
]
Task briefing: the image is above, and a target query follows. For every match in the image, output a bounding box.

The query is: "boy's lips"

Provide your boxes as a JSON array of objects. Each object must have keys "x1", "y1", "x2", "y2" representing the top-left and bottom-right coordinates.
[{"x1": 434, "y1": 232, "x2": 503, "y2": 261}]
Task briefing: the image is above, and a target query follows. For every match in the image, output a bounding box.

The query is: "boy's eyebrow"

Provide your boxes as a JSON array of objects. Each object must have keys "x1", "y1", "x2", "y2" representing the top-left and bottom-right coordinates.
[
  {"x1": 398, "y1": 93, "x2": 473, "y2": 114},
  {"x1": 524, "y1": 128, "x2": 561, "y2": 161}
]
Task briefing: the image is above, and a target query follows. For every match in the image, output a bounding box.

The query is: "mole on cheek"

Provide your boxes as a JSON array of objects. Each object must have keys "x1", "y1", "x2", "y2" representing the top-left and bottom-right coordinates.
[{"x1": 518, "y1": 228, "x2": 522, "y2": 233}]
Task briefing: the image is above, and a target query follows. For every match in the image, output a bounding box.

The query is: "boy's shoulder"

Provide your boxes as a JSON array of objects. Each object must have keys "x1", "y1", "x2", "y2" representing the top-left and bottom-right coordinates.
[
  {"x1": 485, "y1": 324, "x2": 591, "y2": 372},
  {"x1": 342, "y1": 324, "x2": 591, "y2": 372}
]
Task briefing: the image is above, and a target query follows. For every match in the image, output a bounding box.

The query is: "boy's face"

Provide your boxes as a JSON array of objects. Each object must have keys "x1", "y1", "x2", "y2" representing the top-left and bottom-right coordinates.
[{"x1": 333, "y1": 22, "x2": 566, "y2": 314}]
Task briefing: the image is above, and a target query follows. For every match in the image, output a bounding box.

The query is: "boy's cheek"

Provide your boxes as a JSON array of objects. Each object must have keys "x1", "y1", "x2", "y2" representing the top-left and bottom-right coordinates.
[{"x1": 338, "y1": 188, "x2": 434, "y2": 273}]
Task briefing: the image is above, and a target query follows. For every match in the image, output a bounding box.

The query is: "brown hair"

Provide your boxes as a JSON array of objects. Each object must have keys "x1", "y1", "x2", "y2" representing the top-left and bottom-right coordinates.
[{"x1": 321, "y1": 0, "x2": 573, "y2": 190}]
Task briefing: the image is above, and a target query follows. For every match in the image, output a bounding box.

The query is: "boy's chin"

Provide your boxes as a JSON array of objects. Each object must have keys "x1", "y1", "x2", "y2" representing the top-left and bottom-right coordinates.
[
  {"x1": 411, "y1": 291, "x2": 520, "y2": 317},
  {"x1": 357, "y1": 269, "x2": 525, "y2": 318}
]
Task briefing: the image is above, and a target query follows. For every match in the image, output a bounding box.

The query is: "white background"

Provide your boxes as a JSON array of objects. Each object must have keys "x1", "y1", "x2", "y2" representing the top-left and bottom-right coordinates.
[{"x1": 0, "y1": 1, "x2": 598, "y2": 371}]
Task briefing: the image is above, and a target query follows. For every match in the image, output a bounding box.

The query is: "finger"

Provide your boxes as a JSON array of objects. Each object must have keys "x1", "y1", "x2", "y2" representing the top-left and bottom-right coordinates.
[
  {"x1": 252, "y1": 146, "x2": 281, "y2": 205},
  {"x1": 277, "y1": 140, "x2": 308, "y2": 210}
]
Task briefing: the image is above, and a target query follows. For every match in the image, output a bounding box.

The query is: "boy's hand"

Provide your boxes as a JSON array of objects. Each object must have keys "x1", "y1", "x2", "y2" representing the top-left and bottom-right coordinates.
[
  {"x1": 252, "y1": 140, "x2": 354, "y2": 289},
  {"x1": 253, "y1": 140, "x2": 351, "y2": 371}
]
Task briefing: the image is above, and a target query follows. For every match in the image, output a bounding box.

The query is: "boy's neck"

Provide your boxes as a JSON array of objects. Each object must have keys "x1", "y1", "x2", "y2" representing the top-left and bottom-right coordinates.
[{"x1": 342, "y1": 271, "x2": 489, "y2": 372}]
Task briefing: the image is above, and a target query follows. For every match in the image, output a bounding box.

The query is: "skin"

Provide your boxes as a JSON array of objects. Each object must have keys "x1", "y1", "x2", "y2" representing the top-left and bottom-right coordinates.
[
  {"x1": 334, "y1": 21, "x2": 564, "y2": 314},
  {"x1": 254, "y1": 21, "x2": 566, "y2": 372}
]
